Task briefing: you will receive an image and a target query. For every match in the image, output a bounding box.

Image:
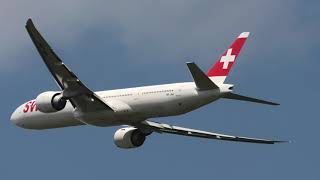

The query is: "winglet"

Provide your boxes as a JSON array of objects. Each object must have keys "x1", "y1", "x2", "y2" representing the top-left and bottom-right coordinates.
[
  {"x1": 26, "y1": 18, "x2": 33, "y2": 25},
  {"x1": 187, "y1": 62, "x2": 219, "y2": 90}
]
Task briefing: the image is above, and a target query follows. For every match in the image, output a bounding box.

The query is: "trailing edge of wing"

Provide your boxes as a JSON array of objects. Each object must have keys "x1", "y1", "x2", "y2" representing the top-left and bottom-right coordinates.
[
  {"x1": 223, "y1": 92, "x2": 280, "y2": 106},
  {"x1": 136, "y1": 120, "x2": 287, "y2": 144},
  {"x1": 186, "y1": 62, "x2": 219, "y2": 90}
]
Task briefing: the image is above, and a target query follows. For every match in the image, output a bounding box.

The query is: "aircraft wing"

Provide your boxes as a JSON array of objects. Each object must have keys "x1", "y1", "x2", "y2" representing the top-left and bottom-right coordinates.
[
  {"x1": 25, "y1": 18, "x2": 113, "y2": 112},
  {"x1": 136, "y1": 120, "x2": 286, "y2": 144}
]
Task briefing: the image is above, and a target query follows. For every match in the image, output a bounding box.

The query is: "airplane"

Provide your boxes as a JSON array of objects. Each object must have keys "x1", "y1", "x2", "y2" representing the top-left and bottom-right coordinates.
[{"x1": 10, "y1": 18, "x2": 286, "y2": 149}]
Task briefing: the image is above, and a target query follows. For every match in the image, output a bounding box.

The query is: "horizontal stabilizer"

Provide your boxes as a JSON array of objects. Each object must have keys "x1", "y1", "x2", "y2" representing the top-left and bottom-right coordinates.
[
  {"x1": 187, "y1": 62, "x2": 219, "y2": 90},
  {"x1": 223, "y1": 93, "x2": 279, "y2": 106}
]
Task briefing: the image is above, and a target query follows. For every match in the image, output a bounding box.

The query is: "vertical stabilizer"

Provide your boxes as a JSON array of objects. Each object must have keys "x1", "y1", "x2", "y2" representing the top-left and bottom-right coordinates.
[{"x1": 207, "y1": 32, "x2": 250, "y2": 84}]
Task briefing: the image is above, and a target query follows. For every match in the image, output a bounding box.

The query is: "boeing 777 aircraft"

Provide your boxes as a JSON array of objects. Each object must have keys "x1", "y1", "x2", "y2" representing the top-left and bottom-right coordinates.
[{"x1": 10, "y1": 19, "x2": 285, "y2": 148}]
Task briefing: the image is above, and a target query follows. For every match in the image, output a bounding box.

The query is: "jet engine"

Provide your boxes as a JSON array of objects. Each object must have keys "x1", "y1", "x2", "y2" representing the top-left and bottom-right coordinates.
[
  {"x1": 114, "y1": 127, "x2": 147, "y2": 149},
  {"x1": 35, "y1": 91, "x2": 67, "y2": 113}
]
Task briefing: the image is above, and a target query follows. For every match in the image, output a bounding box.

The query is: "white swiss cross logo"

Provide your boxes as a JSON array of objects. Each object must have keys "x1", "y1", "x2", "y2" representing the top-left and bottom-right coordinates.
[{"x1": 220, "y1": 48, "x2": 235, "y2": 69}]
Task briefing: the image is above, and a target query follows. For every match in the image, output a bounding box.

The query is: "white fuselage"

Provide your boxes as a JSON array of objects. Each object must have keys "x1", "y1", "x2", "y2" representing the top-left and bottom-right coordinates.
[{"x1": 10, "y1": 82, "x2": 232, "y2": 129}]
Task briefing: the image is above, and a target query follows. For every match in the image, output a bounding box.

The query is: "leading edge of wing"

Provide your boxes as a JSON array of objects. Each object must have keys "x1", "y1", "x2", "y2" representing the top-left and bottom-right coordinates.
[{"x1": 136, "y1": 121, "x2": 287, "y2": 144}]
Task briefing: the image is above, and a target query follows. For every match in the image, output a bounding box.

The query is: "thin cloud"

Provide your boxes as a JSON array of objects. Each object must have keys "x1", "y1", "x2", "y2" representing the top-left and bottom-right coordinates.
[{"x1": 0, "y1": 0, "x2": 317, "y2": 73}]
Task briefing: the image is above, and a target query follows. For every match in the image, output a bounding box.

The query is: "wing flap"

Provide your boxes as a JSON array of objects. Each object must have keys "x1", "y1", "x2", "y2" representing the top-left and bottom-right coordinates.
[{"x1": 136, "y1": 120, "x2": 286, "y2": 144}]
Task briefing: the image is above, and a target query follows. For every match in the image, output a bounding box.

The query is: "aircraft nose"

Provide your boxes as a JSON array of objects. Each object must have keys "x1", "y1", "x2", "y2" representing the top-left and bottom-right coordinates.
[{"x1": 10, "y1": 106, "x2": 23, "y2": 127}]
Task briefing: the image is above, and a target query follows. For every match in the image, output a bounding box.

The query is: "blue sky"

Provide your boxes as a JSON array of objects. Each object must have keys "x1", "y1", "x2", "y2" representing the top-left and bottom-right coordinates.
[{"x1": 1, "y1": 0, "x2": 319, "y2": 179}]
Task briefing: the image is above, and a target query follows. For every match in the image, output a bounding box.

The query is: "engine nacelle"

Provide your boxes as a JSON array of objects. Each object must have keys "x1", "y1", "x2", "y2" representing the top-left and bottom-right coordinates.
[
  {"x1": 114, "y1": 127, "x2": 146, "y2": 149},
  {"x1": 35, "y1": 91, "x2": 67, "y2": 113}
]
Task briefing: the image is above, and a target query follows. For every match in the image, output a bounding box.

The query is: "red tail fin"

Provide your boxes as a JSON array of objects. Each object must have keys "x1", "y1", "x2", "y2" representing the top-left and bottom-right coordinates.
[{"x1": 207, "y1": 32, "x2": 250, "y2": 84}]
